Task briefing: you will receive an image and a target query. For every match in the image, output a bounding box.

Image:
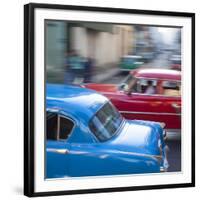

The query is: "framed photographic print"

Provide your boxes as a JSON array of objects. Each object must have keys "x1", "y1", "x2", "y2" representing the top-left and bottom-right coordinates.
[{"x1": 24, "y1": 3, "x2": 195, "y2": 197}]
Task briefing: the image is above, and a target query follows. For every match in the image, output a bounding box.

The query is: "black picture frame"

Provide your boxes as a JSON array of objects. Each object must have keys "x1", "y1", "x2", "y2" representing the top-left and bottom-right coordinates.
[{"x1": 24, "y1": 3, "x2": 195, "y2": 197}]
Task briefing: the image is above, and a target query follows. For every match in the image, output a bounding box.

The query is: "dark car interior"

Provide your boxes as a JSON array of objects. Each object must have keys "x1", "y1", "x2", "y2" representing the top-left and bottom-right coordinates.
[{"x1": 46, "y1": 112, "x2": 74, "y2": 141}]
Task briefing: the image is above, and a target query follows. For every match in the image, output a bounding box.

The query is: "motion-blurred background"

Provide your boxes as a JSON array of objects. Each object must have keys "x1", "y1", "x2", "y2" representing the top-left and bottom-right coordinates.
[{"x1": 45, "y1": 21, "x2": 181, "y2": 84}]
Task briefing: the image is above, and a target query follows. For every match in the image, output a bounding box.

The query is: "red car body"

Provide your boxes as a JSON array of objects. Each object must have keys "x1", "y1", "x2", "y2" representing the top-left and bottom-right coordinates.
[{"x1": 84, "y1": 69, "x2": 181, "y2": 130}]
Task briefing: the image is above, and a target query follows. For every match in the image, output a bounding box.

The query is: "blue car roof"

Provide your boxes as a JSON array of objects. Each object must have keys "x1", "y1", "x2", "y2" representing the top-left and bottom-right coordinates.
[{"x1": 46, "y1": 84, "x2": 108, "y2": 121}]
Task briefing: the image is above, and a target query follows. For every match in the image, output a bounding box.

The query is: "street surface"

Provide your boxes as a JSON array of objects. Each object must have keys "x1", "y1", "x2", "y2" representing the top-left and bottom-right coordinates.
[{"x1": 166, "y1": 140, "x2": 181, "y2": 172}]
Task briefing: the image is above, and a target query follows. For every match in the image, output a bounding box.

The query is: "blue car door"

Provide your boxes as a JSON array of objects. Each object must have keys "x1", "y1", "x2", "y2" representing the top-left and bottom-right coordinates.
[
  {"x1": 68, "y1": 143, "x2": 103, "y2": 177},
  {"x1": 46, "y1": 141, "x2": 70, "y2": 178},
  {"x1": 46, "y1": 112, "x2": 75, "y2": 179}
]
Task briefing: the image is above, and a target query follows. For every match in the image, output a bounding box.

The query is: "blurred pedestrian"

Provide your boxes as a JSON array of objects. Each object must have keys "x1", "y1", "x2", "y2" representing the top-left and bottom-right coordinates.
[
  {"x1": 64, "y1": 50, "x2": 73, "y2": 83},
  {"x1": 84, "y1": 57, "x2": 94, "y2": 83},
  {"x1": 64, "y1": 50, "x2": 85, "y2": 84}
]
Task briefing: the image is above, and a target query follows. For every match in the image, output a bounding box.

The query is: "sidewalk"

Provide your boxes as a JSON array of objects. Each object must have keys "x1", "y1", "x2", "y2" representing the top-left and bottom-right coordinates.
[
  {"x1": 91, "y1": 63, "x2": 120, "y2": 83},
  {"x1": 46, "y1": 63, "x2": 121, "y2": 84}
]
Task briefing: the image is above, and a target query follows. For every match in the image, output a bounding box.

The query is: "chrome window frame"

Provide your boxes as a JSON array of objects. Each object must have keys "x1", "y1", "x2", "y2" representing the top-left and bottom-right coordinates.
[{"x1": 46, "y1": 110, "x2": 76, "y2": 142}]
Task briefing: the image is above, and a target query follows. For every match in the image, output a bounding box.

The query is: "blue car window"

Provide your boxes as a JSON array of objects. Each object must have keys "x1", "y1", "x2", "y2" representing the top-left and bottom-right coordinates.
[
  {"x1": 89, "y1": 102, "x2": 123, "y2": 142},
  {"x1": 46, "y1": 112, "x2": 74, "y2": 141},
  {"x1": 59, "y1": 117, "x2": 74, "y2": 140}
]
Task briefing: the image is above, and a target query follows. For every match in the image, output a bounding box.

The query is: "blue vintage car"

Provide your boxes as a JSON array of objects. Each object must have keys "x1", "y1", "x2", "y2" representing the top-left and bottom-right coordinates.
[{"x1": 46, "y1": 84, "x2": 168, "y2": 178}]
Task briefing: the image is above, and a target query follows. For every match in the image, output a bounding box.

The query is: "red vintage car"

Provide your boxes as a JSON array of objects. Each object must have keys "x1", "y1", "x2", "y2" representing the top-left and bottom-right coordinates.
[{"x1": 84, "y1": 68, "x2": 181, "y2": 132}]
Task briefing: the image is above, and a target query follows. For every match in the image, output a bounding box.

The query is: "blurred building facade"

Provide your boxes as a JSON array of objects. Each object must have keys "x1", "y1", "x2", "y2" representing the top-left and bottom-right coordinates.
[
  {"x1": 46, "y1": 21, "x2": 134, "y2": 71},
  {"x1": 133, "y1": 25, "x2": 161, "y2": 61},
  {"x1": 46, "y1": 21, "x2": 67, "y2": 72}
]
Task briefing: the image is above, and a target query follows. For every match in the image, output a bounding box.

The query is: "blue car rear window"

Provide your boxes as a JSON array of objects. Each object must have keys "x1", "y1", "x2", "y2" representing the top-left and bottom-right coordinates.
[{"x1": 89, "y1": 102, "x2": 123, "y2": 142}]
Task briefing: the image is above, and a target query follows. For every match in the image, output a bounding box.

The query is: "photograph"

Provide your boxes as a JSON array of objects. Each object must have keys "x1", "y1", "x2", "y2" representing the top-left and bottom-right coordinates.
[
  {"x1": 24, "y1": 3, "x2": 195, "y2": 196},
  {"x1": 45, "y1": 21, "x2": 182, "y2": 179}
]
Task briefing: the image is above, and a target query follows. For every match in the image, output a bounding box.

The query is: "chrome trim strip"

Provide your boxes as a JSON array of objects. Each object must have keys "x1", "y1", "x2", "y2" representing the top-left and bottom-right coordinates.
[
  {"x1": 47, "y1": 148, "x2": 69, "y2": 154},
  {"x1": 119, "y1": 111, "x2": 181, "y2": 116},
  {"x1": 110, "y1": 150, "x2": 163, "y2": 160}
]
